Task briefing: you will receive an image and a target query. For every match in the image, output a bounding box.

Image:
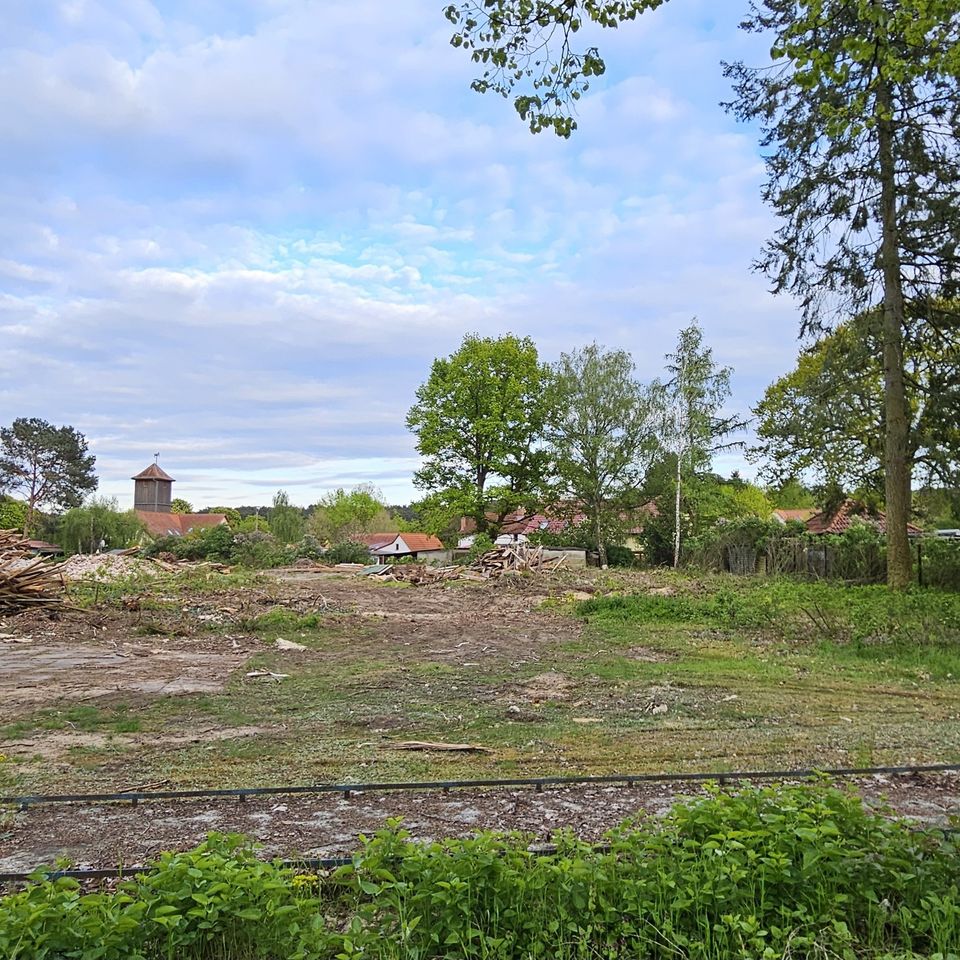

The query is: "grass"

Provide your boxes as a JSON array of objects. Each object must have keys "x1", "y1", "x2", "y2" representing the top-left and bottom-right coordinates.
[
  {"x1": 5, "y1": 782, "x2": 960, "y2": 959},
  {"x1": 3, "y1": 571, "x2": 960, "y2": 793}
]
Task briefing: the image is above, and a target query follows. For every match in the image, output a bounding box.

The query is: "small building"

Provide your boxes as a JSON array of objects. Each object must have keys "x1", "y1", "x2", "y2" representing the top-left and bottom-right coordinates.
[
  {"x1": 131, "y1": 462, "x2": 227, "y2": 538},
  {"x1": 357, "y1": 532, "x2": 449, "y2": 563},
  {"x1": 773, "y1": 508, "x2": 817, "y2": 526}
]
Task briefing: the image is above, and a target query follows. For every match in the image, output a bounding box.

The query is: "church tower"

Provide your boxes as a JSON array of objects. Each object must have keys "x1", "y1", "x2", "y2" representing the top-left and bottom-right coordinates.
[{"x1": 132, "y1": 462, "x2": 174, "y2": 513}]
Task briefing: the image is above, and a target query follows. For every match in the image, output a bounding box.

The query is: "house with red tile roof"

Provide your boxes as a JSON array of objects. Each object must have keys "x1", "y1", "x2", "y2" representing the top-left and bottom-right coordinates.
[
  {"x1": 356, "y1": 532, "x2": 449, "y2": 562},
  {"x1": 773, "y1": 507, "x2": 818, "y2": 525},
  {"x1": 805, "y1": 499, "x2": 922, "y2": 536}
]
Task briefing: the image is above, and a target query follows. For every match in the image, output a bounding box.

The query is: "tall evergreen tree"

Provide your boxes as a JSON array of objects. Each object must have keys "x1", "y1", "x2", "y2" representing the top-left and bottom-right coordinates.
[{"x1": 724, "y1": 0, "x2": 960, "y2": 587}]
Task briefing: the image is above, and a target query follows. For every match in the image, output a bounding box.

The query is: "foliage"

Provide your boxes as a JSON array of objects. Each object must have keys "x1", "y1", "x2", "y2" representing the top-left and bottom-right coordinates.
[
  {"x1": 770, "y1": 477, "x2": 817, "y2": 509},
  {"x1": 57, "y1": 498, "x2": 145, "y2": 555},
  {"x1": 653, "y1": 321, "x2": 747, "y2": 566},
  {"x1": 0, "y1": 496, "x2": 26, "y2": 531},
  {"x1": 204, "y1": 505, "x2": 242, "y2": 526},
  {"x1": 724, "y1": 0, "x2": 960, "y2": 587},
  {"x1": 546, "y1": 342, "x2": 656, "y2": 566},
  {"x1": 169, "y1": 498, "x2": 193, "y2": 514},
  {"x1": 603, "y1": 543, "x2": 635, "y2": 567},
  {"x1": 230, "y1": 531, "x2": 291, "y2": 568},
  {"x1": 6, "y1": 784, "x2": 960, "y2": 959},
  {"x1": 446, "y1": 1, "x2": 666, "y2": 136},
  {"x1": 407, "y1": 333, "x2": 554, "y2": 537},
  {"x1": 324, "y1": 540, "x2": 371, "y2": 565},
  {"x1": 462, "y1": 532, "x2": 495, "y2": 564},
  {"x1": 294, "y1": 534, "x2": 325, "y2": 561},
  {"x1": 0, "y1": 417, "x2": 97, "y2": 533},
  {"x1": 578, "y1": 575, "x2": 960, "y2": 645},
  {"x1": 269, "y1": 489, "x2": 304, "y2": 544},
  {"x1": 753, "y1": 308, "x2": 960, "y2": 491},
  {"x1": 309, "y1": 485, "x2": 390, "y2": 544}
]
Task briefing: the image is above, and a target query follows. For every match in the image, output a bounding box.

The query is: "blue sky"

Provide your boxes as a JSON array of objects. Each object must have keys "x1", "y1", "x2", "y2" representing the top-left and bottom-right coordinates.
[{"x1": 0, "y1": 0, "x2": 802, "y2": 509}]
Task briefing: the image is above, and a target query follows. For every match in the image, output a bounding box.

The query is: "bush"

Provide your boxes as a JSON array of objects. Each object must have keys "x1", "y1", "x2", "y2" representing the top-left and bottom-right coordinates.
[
  {"x1": 143, "y1": 525, "x2": 236, "y2": 563},
  {"x1": 324, "y1": 540, "x2": 371, "y2": 564},
  {"x1": 6, "y1": 784, "x2": 960, "y2": 959},
  {"x1": 294, "y1": 534, "x2": 325, "y2": 560},
  {"x1": 463, "y1": 532, "x2": 495, "y2": 564},
  {"x1": 230, "y1": 531, "x2": 291, "y2": 568},
  {"x1": 604, "y1": 544, "x2": 635, "y2": 567}
]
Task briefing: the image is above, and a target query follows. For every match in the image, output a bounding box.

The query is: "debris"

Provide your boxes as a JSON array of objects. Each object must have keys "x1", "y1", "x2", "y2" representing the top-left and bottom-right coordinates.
[
  {"x1": 572, "y1": 717, "x2": 603, "y2": 724},
  {"x1": 649, "y1": 704, "x2": 669, "y2": 716},
  {"x1": 245, "y1": 670, "x2": 289, "y2": 682},
  {"x1": 275, "y1": 638, "x2": 307, "y2": 651},
  {"x1": 0, "y1": 530, "x2": 66, "y2": 612},
  {"x1": 388, "y1": 741, "x2": 493, "y2": 754}
]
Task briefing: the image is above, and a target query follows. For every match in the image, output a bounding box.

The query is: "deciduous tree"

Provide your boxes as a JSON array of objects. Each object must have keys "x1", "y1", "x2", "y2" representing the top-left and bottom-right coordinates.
[
  {"x1": 0, "y1": 417, "x2": 97, "y2": 535},
  {"x1": 170, "y1": 498, "x2": 194, "y2": 515},
  {"x1": 309, "y1": 485, "x2": 391, "y2": 544},
  {"x1": 546, "y1": 343, "x2": 656, "y2": 566},
  {"x1": 269, "y1": 489, "x2": 304, "y2": 544},
  {"x1": 407, "y1": 334, "x2": 554, "y2": 536}
]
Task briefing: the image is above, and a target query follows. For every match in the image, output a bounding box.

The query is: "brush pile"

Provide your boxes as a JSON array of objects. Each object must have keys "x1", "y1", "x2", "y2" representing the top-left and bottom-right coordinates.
[{"x1": 0, "y1": 529, "x2": 66, "y2": 612}]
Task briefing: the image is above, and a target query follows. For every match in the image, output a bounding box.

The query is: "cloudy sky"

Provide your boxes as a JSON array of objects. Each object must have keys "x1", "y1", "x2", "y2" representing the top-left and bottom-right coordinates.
[{"x1": 1, "y1": 0, "x2": 803, "y2": 510}]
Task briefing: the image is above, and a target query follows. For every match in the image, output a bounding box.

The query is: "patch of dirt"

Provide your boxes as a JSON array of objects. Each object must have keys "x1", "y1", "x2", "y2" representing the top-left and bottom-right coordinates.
[
  {"x1": 627, "y1": 646, "x2": 677, "y2": 663},
  {"x1": 523, "y1": 672, "x2": 577, "y2": 703},
  {"x1": 2, "y1": 773, "x2": 958, "y2": 875},
  {"x1": 4, "y1": 726, "x2": 268, "y2": 762}
]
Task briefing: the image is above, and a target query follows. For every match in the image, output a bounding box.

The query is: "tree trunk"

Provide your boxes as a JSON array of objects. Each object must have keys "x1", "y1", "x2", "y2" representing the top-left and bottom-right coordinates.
[
  {"x1": 594, "y1": 507, "x2": 607, "y2": 569},
  {"x1": 876, "y1": 84, "x2": 913, "y2": 590},
  {"x1": 673, "y1": 454, "x2": 682, "y2": 568}
]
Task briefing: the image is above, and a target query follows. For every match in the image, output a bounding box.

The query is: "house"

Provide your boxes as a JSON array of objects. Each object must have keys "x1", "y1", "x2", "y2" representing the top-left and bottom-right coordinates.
[
  {"x1": 804, "y1": 499, "x2": 922, "y2": 536},
  {"x1": 356, "y1": 532, "x2": 449, "y2": 563},
  {"x1": 132, "y1": 463, "x2": 227, "y2": 538}
]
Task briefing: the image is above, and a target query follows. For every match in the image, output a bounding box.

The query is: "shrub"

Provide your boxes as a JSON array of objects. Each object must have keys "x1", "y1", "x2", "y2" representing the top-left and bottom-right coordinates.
[
  {"x1": 463, "y1": 532, "x2": 495, "y2": 564},
  {"x1": 324, "y1": 539, "x2": 371, "y2": 564},
  {"x1": 294, "y1": 534, "x2": 325, "y2": 560},
  {"x1": 604, "y1": 544, "x2": 635, "y2": 567},
  {"x1": 230, "y1": 531, "x2": 291, "y2": 568}
]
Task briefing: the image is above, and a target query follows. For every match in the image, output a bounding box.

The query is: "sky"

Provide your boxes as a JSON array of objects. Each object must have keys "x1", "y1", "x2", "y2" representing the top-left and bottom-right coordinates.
[{"x1": 0, "y1": 0, "x2": 804, "y2": 510}]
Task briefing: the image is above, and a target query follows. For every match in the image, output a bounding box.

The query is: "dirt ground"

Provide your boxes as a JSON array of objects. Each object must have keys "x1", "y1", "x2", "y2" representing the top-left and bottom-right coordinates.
[{"x1": 2, "y1": 565, "x2": 960, "y2": 876}]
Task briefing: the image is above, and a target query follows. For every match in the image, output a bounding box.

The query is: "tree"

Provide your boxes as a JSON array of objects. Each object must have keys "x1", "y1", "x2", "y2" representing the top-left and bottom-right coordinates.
[
  {"x1": 656, "y1": 321, "x2": 747, "y2": 566},
  {"x1": 269, "y1": 490, "x2": 304, "y2": 544},
  {"x1": 205, "y1": 505, "x2": 242, "y2": 527},
  {"x1": 753, "y1": 307, "x2": 960, "y2": 493},
  {"x1": 724, "y1": 1, "x2": 960, "y2": 587},
  {"x1": 0, "y1": 418, "x2": 97, "y2": 535},
  {"x1": 170, "y1": 498, "x2": 194, "y2": 514},
  {"x1": 546, "y1": 343, "x2": 656, "y2": 566},
  {"x1": 407, "y1": 334, "x2": 555, "y2": 536},
  {"x1": 308, "y1": 485, "x2": 391, "y2": 544},
  {"x1": 445, "y1": 1, "x2": 665, "y2": 136},
  {"x1": 58, "y1": 497, "x2": 144, "y2": 555},
  {"x1": 0, "y1": 496, "x2": 26, "y2": 532}
]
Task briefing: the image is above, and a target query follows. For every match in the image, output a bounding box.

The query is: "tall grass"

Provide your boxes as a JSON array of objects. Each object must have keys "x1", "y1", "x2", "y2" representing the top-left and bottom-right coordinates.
[{"x1": 3, "y1": 782, "x2": 960, "y2": 959}]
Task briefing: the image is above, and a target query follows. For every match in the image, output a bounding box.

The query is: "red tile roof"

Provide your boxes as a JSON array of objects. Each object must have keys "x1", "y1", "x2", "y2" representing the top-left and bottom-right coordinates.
[
  {"x1": 136, "y1": 510, "x2": 226, "y2": 538},
  {"x1": 355, "y1": 532, "x2": 444, "y2": 553},
  {"x1": 806, "y1": 500, "x2": 922, "y2": 536},
  {"x1": 397, "y1": 533, "x2": 445, "y2": 553},
  {"x1": 132, "y1": 463, "x2": 175, "y2": 482}
]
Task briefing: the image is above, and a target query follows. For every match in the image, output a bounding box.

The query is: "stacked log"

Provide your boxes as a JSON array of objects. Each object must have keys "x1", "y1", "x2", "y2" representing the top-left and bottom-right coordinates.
[{"x1": 0, "y1": 528, "x2": 65, "y2": 612}]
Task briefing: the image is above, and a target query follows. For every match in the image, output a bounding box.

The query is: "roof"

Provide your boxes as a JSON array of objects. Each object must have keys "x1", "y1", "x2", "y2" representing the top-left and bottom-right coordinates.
[
  {"x1": 355, "y1": 532, "x2": 445, "y2": 553},
  {"x1": 773, "y1": 508, "x2": 817, "y2": 524},
  {"x1": 136, "y1": 510, "x2": 226, "y2": 538},
  {"x1": 132, "y1": 463, "x2": 174, "y2": 482},
  {"x1": 805, "y1": 500, "x2": 922, "y2": 536},
  {"x1": 396, "y1": 533, "x2": 444, "y2": 552},
  {"x1": 27, "y1": 539, "x2": 61, "y2": 554},
  {"x1": 461, "y1": 502, "x2": 656, "y2": 537}
]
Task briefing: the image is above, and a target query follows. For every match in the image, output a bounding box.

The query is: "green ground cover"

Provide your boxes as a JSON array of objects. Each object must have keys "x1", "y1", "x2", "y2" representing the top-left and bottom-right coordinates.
[{"x1": 3, "y1": 782, "x2": 959, "y2": 959}]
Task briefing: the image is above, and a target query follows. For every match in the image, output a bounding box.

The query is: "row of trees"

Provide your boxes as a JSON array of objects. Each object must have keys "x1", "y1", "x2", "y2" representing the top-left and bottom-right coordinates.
[
  {"x1": 407, "y1": 323, "x2": 743, "y2": 566},
  {"x1": 445, "y1": 0, "x2": 960, "y2": 587}
]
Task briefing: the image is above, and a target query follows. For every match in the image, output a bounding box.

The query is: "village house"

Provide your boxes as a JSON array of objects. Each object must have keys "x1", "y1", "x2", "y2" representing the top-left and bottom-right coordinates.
[{"x1": 356, "y1": 532, "x2": 449, "y2": 563}]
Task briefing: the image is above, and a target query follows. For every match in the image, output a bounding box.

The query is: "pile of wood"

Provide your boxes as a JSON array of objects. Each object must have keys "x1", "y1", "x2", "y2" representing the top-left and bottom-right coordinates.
[
  {"x1": 365, "y1": 544, "x2": 565, "y2": 587},
  {"x1": 470, "y1": 543, "x2": 566, "y2": 577},
  {"x1": 0, "y1": 528, "x2": 65, "y2": 612}
]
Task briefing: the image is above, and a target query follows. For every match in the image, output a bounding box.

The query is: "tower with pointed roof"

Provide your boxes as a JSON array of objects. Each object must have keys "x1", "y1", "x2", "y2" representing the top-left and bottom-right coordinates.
[{"x1": 132, "y1": 462, "x2": 174, "y2": 513}]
